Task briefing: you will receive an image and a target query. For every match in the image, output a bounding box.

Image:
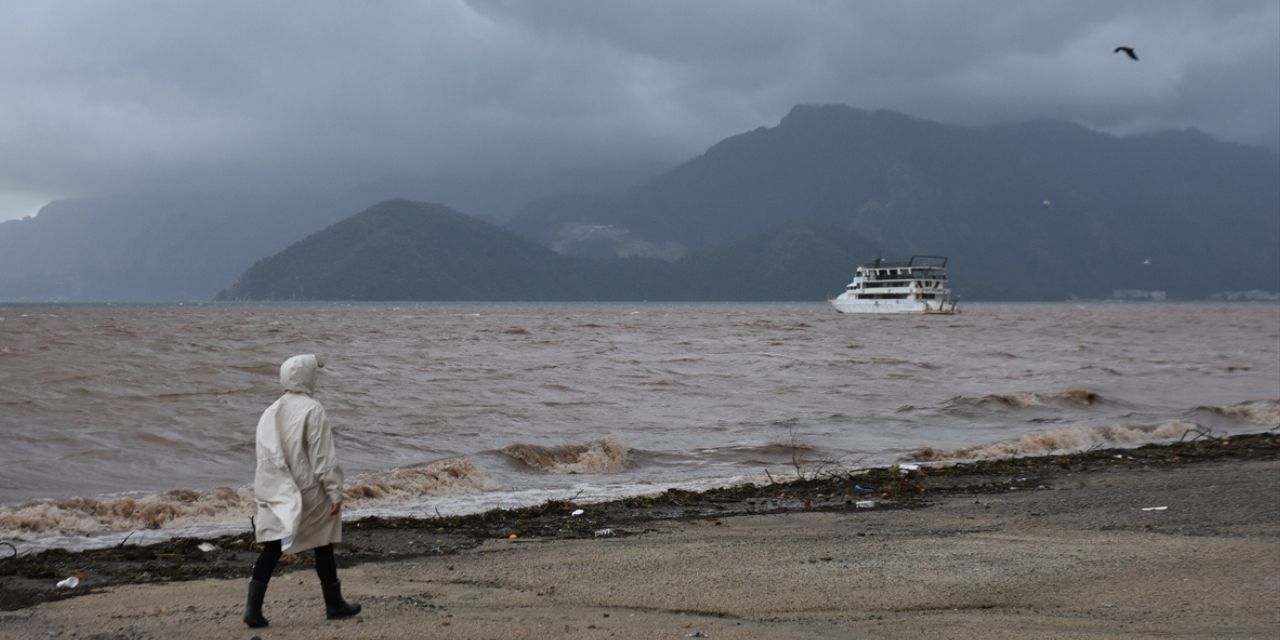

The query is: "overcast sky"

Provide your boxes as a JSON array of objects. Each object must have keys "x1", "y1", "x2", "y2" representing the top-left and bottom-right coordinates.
[{"x1": 1, "y1": 0, "x2": 1276, "y2": 221}]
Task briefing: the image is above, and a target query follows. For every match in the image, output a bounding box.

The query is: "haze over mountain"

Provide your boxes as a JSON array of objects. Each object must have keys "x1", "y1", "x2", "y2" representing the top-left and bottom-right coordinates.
[
  {"x1": 0, "y1": 164, "x2": 659, "y2": 302},
  {"x1": 0, "y1": 193, "x2": 347, "y2": 302},
  {"x1": 216, "y1": 200, "x2": 655, "y2": 301},
  {"x1": 216, "y1": 199, "x2": 882, "y2": 302}
]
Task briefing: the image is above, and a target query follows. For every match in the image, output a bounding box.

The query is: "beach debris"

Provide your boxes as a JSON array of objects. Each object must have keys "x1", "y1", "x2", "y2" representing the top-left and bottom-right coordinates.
[
  {"x1": 898, "y1": 463, "x2": 921, "y2": 473},
  {"x1": 687, "y1": 632, "x2": 708, "y2": 638},
  {"x1": 570, "y1": 508, "x2": 585, "y2": 517},
  {"x1": 855, "y1": 500, "x2": 875, "y2": 509},
  {"x1": 197, "y1": 542, "x2": 217, "y2": 553},
  {"x1": 854, "y1": 484, "x2": 875, "y2": 495},
  {"x1": 0, "y1": 541, "x2": 17, "y2": 559},
  {"x1": 1141, "y1": 506, "x2": 1168, "y2": 511},
  {"x1": 1103, "y1": 602, "x2": 1116, "y2": 608},
  {"x1": 55, "y1": 576, "x2": 80, "y2": 589},
  {"x1": 594, "y1": 528, "x2": 615, "y2": 537},
  {"x1": 507, "y1": 533, "x2": 519, "y2": 541}
]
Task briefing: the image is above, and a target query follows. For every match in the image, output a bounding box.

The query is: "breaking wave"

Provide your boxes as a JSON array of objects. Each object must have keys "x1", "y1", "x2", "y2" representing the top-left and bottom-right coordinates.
[
  {"x1": 343, "y1": 458, "x2": 492, "y2": 501},
  {"x1": 0, "y1": 458, "x2": 488, "y2": 541},
  {"x1": 943, "y1": 389, "x2": 1103, "y2": 411},
  {"x1": 0, "y1": 487, "x2": 255, "y2": 541},
  {"x1": 500, "y1": 437, "x2": 630, "y2": 474},
  {"x1": 1190, "y1": 400, "x2": 1280, "y2": 427},
  {"x1": 907, "y1": 420, "x2": 1196, "y2": 462}
]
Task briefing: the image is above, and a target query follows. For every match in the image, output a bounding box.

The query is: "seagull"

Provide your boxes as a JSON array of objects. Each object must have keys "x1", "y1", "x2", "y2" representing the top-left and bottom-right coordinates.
[{"x1": 1114, "y1": 46, "x2": 1138, "y2": 61}]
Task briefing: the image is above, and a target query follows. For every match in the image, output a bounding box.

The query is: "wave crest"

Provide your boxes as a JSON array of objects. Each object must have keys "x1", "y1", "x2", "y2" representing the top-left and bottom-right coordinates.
[
  {"x1": 1192, "y1": 400, "x2": 1280, "y2": 427},
  {"x1": 944, "y1": 389, "x2": 1103, "y2": 410},
  {"x1": 501, "y1": 437, "x2": 630, "y2": 474},
  {"x1": 344, "y1": 458, "x2": 492, "y2": 502},
  {"x1": 908, "y1": 420, "x2": 1195, "y2": 462}
]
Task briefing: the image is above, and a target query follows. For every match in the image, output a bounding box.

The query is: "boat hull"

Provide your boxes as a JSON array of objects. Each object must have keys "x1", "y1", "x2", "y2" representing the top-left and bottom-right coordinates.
[{"x1": 830, "y1": 297, "x2": 958, "y2": 314}]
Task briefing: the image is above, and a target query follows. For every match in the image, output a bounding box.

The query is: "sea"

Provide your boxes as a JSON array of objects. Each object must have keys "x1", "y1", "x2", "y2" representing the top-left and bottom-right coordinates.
[{"x1": 2, "y1": 302, "x2": 1277, "y2": 554}]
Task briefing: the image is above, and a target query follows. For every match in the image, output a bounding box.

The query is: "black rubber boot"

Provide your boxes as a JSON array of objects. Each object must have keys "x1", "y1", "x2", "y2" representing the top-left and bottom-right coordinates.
[
  {"x1": 321, "y1": 579, "x2": 362, "y2": 620},
  {"x1": 243, "y1": 580, "x2": 269, "y2": 628}
]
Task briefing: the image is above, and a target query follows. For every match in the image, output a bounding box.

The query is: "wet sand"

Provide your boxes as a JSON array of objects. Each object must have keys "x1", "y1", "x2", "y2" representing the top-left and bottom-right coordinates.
[{"x1": 2, "y1": 434, "x2": 1278, "y2": 639}]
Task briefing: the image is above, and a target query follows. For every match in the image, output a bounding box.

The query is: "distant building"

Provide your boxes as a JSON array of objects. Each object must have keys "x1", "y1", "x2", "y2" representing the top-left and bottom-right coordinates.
[{"x1": 1112, "y1": 289, "x2": 1167, "y2": 301}]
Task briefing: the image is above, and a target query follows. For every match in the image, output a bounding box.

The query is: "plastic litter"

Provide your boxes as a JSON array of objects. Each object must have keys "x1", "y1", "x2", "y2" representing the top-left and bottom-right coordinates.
[
  {"x1": 687, "y1": 632, "x2": 708, "y2": 638},
  {"x1": 855, "y1": 500, "x2": 875, "y2": 509},
  {"x1": 197, "y1": 542, "x2": 217, "y2": 553},
  {"x1": 1141, "y1": 506, "x2": 1168, "y2": 511},
  {"x1": 594, "y1": 528, "x2": 615, "y2": 537},
  {"x1": 570, "y1": 509, "x2": 585, "y2": 517},
  {"x1": 898, "y1": 463, "x2": 921, "y2": 473},
  {"x1": 56, "y1": 577, "x2": 79, "y2": 589},
  {"x1": 854, "y1": 484, "x2": 875, "y2": 495}
]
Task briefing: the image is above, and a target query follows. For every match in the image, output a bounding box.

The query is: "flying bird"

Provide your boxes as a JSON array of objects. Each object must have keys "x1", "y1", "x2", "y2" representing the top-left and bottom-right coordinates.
[{"x1": 1114, "y1": 46, "x2": 1138, "y2": 61}]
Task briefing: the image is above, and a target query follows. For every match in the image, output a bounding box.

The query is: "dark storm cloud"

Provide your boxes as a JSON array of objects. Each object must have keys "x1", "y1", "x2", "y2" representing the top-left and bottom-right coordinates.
[{"x1": 0, "y1": 0, "x2": 1276, "y2": 219}]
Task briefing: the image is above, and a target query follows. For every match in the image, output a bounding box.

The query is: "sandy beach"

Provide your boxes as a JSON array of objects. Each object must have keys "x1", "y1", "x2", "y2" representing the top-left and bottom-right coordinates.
[{"x1": 2, "y1": 434, "x2": 1278, "y2": 639}]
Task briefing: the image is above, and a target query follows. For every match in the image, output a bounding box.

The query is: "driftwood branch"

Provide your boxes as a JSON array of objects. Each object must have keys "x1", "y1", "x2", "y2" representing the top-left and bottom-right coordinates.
[{"x1": 1178, "y1": 428, "x2": 1220, "y2": 443}]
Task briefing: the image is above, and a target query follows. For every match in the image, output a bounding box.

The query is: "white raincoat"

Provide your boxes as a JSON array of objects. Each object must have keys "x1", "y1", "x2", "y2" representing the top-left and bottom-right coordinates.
[{"x1": 253, "y1": 354, "x2": 344, "y2": 553}]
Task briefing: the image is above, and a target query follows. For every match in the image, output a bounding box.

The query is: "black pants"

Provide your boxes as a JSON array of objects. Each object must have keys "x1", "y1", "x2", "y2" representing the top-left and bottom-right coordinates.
[{"x1": 251, "y1": 540, "x2": 338, "y2": 585}]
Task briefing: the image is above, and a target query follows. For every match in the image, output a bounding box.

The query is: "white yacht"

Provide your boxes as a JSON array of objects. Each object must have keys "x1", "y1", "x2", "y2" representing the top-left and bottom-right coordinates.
[{"x1": 830, "y1": 255, "x2": 959, "y2": 314}]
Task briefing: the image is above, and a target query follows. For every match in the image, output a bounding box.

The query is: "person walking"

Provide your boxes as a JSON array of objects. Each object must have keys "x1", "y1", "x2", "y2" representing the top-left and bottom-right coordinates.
[{"x1": 244, "y1": 354, "x2": 361, "y2": 628}]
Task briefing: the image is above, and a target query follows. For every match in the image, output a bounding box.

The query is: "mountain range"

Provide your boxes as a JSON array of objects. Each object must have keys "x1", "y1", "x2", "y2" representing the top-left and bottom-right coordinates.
[
  {"x1": 508, "y1": 105, "x2": 1279, "y2": 300},
  {"x1": 5, "y1": 104, "x2": 1279, "y2": 302},
  {"x1": 215, "y1": 199, "x2": 881, "y2": 302}
]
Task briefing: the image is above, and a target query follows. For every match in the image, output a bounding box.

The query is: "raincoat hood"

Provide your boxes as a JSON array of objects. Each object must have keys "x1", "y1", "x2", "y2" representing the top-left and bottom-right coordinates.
[{"x1": 280, "y1": 354, "x2": 323, "y2": 395}]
